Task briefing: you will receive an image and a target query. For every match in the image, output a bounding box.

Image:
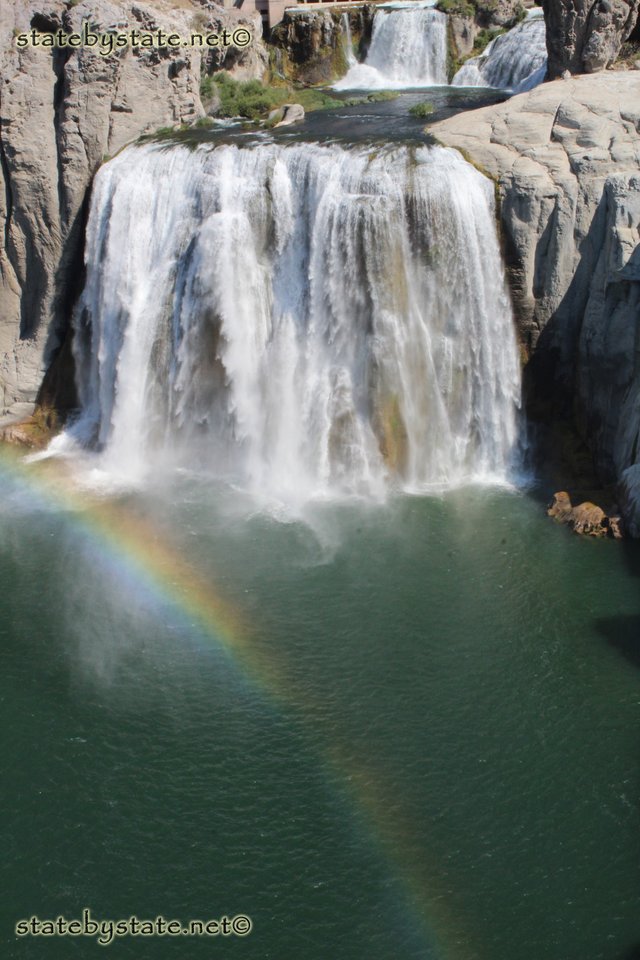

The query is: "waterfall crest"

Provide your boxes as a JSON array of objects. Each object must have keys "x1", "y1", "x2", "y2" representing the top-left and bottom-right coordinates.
[
  {"x1": 453, "y1": 11, "x2": 547, "y2": 93},
  {"x1": 63, "y1": 141, "x2": 520, "y2": 499},
  {"x1": 335, "y1": 4, "x2": 448, "y2": 90}
]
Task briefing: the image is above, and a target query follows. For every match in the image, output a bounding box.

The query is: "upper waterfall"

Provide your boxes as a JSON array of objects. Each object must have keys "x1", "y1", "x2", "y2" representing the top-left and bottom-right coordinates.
[
  {"x1": 60, "y1": 140, "x2": 520, "y2": 501},
  {"x1": 453, "y1": 11, "x2": 548, "y2": 93},
  {"x1": 334, "y1": 3, "x2": 448, "y2": 90}
]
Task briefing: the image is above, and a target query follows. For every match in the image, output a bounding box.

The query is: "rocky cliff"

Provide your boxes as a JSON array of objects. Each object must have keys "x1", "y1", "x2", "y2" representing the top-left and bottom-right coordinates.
[
  {"x1": 431, "y1": 73, "x2": 640, "y2": 531},
  {"x1": 0, "y1": 0, "x2": 266, "y2": 423},
  {"x1": 542, "y1": 0, "x2": 640, "y2": 77},
  {"x1": 269, "y1": 6, "x2": 375, "y2": 86},
  {"x1": 436, "y1": 0, "x2": 528, "y2": 67}
]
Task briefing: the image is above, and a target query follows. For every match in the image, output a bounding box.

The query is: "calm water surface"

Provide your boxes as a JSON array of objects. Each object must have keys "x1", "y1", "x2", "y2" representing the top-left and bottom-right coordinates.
[{"x1": 2, "y1": 470, "x2": 640, "y2": 960}]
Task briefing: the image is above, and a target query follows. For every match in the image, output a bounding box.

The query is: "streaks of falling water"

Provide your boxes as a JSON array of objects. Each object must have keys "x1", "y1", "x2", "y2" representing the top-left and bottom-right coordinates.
[
  {"x1": 62, "y1": 141, "x2": 520, "y2": 501},
  {"x1": 334, "y1": 6, "x2": 448, "y2": 90}
]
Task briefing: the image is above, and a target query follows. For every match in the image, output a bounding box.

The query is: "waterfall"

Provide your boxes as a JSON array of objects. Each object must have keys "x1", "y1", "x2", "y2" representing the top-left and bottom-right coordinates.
[
  {"x1": 341, "y1": 13, "x2": 357, "y2": 70},
  {"x1": 62, "y1": 141, "x2": 520, "y2": 500},
  {"x1": 334, "y1": 4, "x2": 448, "y2": 90},
  {"x1": 453, "y1": 11, "x2": 547, "y2": 93}
]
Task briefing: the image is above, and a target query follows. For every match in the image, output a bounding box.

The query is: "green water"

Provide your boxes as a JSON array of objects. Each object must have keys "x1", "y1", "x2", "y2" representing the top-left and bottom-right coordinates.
[{"x1": 2, "y1": 476, "x2": 640, "y2": 960}]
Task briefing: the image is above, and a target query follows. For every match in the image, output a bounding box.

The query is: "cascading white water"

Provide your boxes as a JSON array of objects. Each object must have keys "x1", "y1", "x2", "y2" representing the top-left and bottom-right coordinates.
[
  {"x1": 61, "y1": 141, "x2": 520, "y2": 500},
  {"x1": 334, "y1": 3, "x2": 448, "y2": 90},
  {"x1": 453, "y1": 10, "x2": 547, "y2": 93},
  {"x1": 341, "y1": 12, "x2": 357, "y2": 70}
]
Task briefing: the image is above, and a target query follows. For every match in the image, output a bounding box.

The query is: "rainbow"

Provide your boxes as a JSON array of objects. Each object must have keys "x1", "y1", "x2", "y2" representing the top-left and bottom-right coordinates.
[{"x1": 0, "y1": 441, "x2": 477, "y2": 960}]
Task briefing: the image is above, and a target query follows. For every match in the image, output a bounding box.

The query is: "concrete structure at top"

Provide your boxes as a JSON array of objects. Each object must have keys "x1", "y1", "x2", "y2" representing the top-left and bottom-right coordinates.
[{"x1": 224, "y1": 0, "x2": 367, "y2": 32}]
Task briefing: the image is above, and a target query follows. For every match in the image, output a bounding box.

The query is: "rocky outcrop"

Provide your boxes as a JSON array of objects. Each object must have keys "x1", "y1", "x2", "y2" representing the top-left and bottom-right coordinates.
[
  {"x1": 431, "y1": 73, "x2": 640, "y2": 532},
  {"x1": 0, "y1": 0, "x2": 266, "y2": 423},
  {"x1": 270, "y1": 102, "x2": 305, "y2": 126},
  {"x1": 269, "y1": 6, "x2": 375, "y2": 86},
  {"x1": 542, "y1": 0, "x2": 640, "y2": 77},
  {"x1": 548, "y1": 491, "x2": 624, "y2": 537}
]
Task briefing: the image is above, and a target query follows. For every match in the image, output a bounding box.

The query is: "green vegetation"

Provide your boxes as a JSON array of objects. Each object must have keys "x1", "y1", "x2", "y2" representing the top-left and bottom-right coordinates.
[
  {"x1": 436, "y1": 0, "x2": 475, "y2": 16},
  {"x1": 154, "y1": 126, "x2": 180, "y2": 137},
  {"x1": 409, "y1": 101, "x2": 435, "y2": 118},
  {"x1": 472, "y1": 27, "x2": 505, "y2": 55},
  {"x1": 616, "y1": 38, "x2": 640, "y2": 68},
  {"x1": 200, "y1": 73, "x2": 285, "y2": 120},
  {"x1": 294, "y1": 88, "x2": 345, "y2": 111},
  {"x1": 199, "y1": 72, "x2": 347, "y2": 122}
]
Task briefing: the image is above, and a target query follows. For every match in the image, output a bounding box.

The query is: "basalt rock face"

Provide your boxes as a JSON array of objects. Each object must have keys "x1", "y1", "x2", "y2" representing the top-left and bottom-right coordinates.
[
  {"x1": 0, "y1": 0, "x2": 266, "y2": 422},
  {"x1": 269, "y1": 6, "x2": 375, "y2": 85},
  {"x1": 431, "y1": 74, "x2": 640, "y2": 533},
  {"x1": 542, "y1": 0, "x2": 640, "y2": 77}
]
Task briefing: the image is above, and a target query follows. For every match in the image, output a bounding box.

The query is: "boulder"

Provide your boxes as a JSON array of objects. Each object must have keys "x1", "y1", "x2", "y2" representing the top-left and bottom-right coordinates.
[
  {"x1": 547, "y1": 491, "x2": 574, "y2": 524},
  {"x1": 274, "y1": 103, "x2": 305, "y2": 127},
  {"x1": 547, "y1": 492, "x2": 624, "y2": 538}
]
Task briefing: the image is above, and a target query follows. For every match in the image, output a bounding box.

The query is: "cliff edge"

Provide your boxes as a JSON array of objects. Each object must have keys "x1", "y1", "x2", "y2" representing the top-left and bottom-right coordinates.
[
  {"x1": 0, "y1": 0, "x2": 266, "y2": 423},
  {"x1": 432, "y1": 73, "x2": 640, "y2": 531}
]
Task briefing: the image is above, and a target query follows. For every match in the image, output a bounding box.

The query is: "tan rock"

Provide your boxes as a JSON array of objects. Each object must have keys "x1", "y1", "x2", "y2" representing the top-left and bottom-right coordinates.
[
  {"x1": 570, "y1": 501, "x2": 607, "y2": 536},
  {"x1": 547, "y1": 491, "x2": 625, "y2": 538},
  {"x1": 547, "y1": 491, "x2": 573, "y2": 523}
]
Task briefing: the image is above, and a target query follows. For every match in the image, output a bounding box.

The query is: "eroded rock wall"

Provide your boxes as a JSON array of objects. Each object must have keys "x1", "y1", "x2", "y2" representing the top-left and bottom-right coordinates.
[
  {"x1": 0, "y1": 0, "x2": 266, "y2": 421},
  {"x1": 542, "y1": 0, "x2": 640, "y2": 76},
  {"x1": 269, "y1": 6, "x2": 375, "y2": 86}
]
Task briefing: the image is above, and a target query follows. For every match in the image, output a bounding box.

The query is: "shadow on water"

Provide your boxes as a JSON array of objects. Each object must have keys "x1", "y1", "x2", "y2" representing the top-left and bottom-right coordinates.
[
  {"x1": 604, "y1": 534, "x2": 640, "y2": 960},
  {"x1": 600, "y1": 613, "x2": 640, "y2": 670},
  {"x1": 618, "y1": 946, "x2": 640, "y2": 960},
  {"x1": 597, "y1": 537, "x2": 640, "y2": 670}
]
